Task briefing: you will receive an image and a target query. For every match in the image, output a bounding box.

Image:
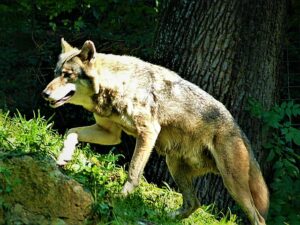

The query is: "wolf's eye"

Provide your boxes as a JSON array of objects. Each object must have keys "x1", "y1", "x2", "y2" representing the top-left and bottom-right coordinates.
[{"x1": 62, "y1": 72, "x2": 73, "y2": 78}]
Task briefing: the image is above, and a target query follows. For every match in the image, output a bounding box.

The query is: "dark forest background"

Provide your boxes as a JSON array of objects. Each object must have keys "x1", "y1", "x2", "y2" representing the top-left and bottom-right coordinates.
[{"x1": 0, "y1": 0, "x2": 299, "y2": 224}]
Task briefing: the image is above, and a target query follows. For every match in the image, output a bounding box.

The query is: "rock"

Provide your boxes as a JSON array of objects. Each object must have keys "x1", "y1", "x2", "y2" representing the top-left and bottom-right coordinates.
[{"x1": 0, "y1": 155, "x2": 93, "y2": 225}]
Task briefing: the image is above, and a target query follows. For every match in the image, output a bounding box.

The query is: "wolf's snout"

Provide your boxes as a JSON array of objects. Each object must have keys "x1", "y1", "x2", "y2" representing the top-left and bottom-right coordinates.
[{"x1": 42, "y1": 90, "x2": 50, "y2": 100}]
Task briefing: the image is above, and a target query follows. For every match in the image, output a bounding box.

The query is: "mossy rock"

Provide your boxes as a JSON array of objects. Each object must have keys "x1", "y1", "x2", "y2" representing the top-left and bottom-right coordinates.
[{"x1": 0, "y1": 155, "x2": 93, "y2": 225}]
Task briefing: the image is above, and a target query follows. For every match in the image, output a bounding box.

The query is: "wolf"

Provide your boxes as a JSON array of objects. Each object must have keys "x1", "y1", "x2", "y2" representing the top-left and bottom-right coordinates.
[{"x1": 42, "y1": 39, "x2": 269, "y2": 225}]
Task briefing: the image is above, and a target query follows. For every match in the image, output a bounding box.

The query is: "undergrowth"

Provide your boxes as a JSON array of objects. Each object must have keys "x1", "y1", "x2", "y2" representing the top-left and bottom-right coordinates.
[
  {"x1": 249, "y1": 100, "x2": 300, "y2": 225},
  {"x1": 0, "y1": 111, "x2": 238, "y2": 225}
]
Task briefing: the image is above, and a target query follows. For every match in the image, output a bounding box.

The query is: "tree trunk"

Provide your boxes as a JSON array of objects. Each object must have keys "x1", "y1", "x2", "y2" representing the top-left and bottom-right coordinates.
[{"x1": 144, "y1": 0, "x2": 286, "y2": 214}]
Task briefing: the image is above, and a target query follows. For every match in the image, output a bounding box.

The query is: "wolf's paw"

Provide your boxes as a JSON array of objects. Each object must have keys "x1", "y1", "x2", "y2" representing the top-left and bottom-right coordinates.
[
  {"x1": 56, "y1": 152, "x2": 73, "y2": 166},
  {"x1": 56, "y1": 158, "x2": 69, "y2": 166},
  {"x1": 169, "y1": 203, "x2": 200, "y2": 219},
  {"x1": 121, "y1": 181, "x2": 136, "y2": 196}
]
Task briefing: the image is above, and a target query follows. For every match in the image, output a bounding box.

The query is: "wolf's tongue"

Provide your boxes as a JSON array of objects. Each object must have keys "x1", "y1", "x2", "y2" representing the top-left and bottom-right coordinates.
[
  {"x1": 52, "y1": 97, "x2": 66, "y2": 105},
  {"x1": 50, "y1": 91, "x2": 76, "y2": 106}
]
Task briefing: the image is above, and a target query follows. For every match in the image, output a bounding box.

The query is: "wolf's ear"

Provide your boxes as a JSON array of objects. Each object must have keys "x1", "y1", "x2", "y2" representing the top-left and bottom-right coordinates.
[
  {"x1": 79, "y1": 40, "x2": 96, "y2": 62},
  {"x1": 61, "y1": 38, "x2": 74, "y2": 53}
]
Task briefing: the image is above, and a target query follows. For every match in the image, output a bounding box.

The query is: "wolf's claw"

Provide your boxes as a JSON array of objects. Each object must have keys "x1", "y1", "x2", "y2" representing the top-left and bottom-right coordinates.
[
  {"x1": 56, "y1": 152, "x2": 73, "y2": 166},
  {"x1": 168, "y1": 200, "x2": 200, "y2": 219}
]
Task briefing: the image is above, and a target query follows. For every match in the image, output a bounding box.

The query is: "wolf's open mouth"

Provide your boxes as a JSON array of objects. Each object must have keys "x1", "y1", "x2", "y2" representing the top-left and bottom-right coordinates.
[{"x1": 49, "y1": 90, "x2": 75, "y2": 108}]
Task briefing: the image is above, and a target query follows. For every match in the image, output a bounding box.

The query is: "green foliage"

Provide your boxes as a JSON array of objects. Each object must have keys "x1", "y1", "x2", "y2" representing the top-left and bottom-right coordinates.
[
  {"x1": 248, "y1": 99, "x2": 300, "y2": 225},
  {"x1": 0, "y1": 111, "x2": 238, "y2": 224},
  {"x1": 0, "y1": 111, "x2": 61, "y2": 157}
]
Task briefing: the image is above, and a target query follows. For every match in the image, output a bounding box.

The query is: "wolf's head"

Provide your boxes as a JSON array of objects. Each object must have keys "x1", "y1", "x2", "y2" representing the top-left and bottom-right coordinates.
[{"x1": 42, "y1": 39, "x2": 97, "y2": 109}]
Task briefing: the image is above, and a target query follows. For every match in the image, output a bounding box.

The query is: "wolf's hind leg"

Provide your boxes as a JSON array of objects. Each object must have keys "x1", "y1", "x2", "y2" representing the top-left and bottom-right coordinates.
[
  {"x1": 213, "y1": 137, "x2": 266, "y2": 225},
  {"x1": 166, "y1": 155, "x2": 200, "y2": 218}
]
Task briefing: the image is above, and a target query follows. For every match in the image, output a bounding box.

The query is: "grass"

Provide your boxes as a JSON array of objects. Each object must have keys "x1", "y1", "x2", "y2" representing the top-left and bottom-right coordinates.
[{"x1": 0, "y1": 111, "x2": 238, "y2": 225}]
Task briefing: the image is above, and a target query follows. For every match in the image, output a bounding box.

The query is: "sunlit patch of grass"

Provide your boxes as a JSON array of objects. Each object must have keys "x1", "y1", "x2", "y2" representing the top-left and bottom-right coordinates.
[{"x1": 0, "y1": 111, "x2": 61, "y2": 158}]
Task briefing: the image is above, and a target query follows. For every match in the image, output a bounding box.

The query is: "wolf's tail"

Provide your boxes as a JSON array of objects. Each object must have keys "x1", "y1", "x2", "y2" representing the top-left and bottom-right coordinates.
[
  {"x1": 249, "y1": 158, "x2": 269, "y2": 219},
  {"x1": 242, "y1": 135, "x2": 269, "y2": 219}
]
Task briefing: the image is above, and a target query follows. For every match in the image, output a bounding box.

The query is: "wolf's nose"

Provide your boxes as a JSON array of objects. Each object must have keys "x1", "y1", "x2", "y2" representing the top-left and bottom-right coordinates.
[{"x1": 42, "y1": 91, "x2": 50, "y2": 99}]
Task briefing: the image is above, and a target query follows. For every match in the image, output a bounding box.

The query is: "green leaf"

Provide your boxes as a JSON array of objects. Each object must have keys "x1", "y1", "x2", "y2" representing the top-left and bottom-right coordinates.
[
  {"x1": 281, "y1": 101, "x2": 287, "y2": 109},
  {"x1": 274, "y1": 161, "x2": 283, "y2": 169},
  {"x1": 266, "y1": 150, "x2": 276, "y2": 162},
  {"x1": 292, "y1": 104, "x2": 300, "y2": 116},
  {"x1": 286, "y1": 106, "x2": 292, "y2": 118},
  {"x1": 292, "y1": 128, "x2": 300, "y2": 146},
  {"x1": 263, "y1": 111, "x2": 283, "y2": 128}
]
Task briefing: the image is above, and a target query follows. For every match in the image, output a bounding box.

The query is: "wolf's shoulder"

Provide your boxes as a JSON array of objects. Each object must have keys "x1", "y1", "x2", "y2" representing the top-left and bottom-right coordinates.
[{"x1": 97, "y1": 53, "x2": 149, "y2": 67}]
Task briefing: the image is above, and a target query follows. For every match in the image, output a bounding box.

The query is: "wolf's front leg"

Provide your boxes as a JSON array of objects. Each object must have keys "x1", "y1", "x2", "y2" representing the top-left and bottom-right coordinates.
[
  {"x1": 122, "y1": 121, "x2": 161, "y2": 195},
  {"x1": 57, "y1": 132, "x2": 79, "y2": 165},
  {"x1": 57, "y1": 124, "x2": 122, "y2": 165}
]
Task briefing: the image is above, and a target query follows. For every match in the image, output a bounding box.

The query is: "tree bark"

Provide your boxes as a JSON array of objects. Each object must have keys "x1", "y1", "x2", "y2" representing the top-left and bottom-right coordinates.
[{"x1": 144, "y1": 0, "x2": 286, "y2": 214}]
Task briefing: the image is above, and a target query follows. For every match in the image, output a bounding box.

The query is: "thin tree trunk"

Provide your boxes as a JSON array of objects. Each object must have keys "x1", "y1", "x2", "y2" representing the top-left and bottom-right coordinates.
[{"x1": 145, "y1": 0, "x2": 286, "y2": 214}]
